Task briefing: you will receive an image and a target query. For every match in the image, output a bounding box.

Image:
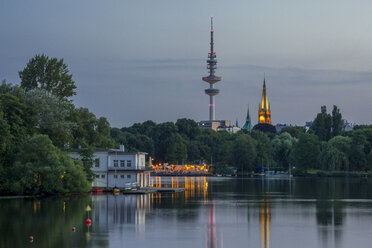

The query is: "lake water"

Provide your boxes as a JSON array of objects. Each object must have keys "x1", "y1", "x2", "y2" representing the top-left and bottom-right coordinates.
[{"x1": 2, "y1": 176, "x2": 372, "y2": 248}]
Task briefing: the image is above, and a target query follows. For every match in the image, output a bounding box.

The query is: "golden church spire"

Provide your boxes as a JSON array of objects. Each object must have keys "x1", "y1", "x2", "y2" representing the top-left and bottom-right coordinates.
[{"x1": 258, "y1": 77, "x2": 271, "y2": 124}]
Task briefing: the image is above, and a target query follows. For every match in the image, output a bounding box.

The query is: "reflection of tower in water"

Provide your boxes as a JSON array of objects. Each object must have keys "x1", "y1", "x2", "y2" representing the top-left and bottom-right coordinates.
[
  {"x1": 206, "y1": 201, "x2": 219, "y2": 248},
  {"x1": 259, "y1": 199, "x2": 271, "y2": 248}
]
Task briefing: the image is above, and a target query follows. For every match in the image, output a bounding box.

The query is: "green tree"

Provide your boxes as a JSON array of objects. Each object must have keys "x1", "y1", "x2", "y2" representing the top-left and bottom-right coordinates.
[
  {"x1": 0, "y1": 93, "x2": 36, "y2": 145},
  {"x1": 70, "y1": 107, "x2": 114, "y2": 148},
  {"x1": 328, "y1": 136, "x2": 351, "y2": 155},
  {"x1": 319, "y1": 143, "x2": 349, "y2": 171},
  {"x1": 272, "y1": 132, "x2": 297, "y2": 168},
  {"x1": 280, "y1": 126, "x2": 304, "y2": 138},
  {"x1": 366, "y1": 149, "x2": 372, "y2": 171},
  {"x1": 9, "y1": 135, "x2": 90, "y2": 194},
  {"x1": 176, "y1": 118, "x2": 201, "y2": 139},
  {"x1": 152, "y1": 122, "x2": 178, "y2": 161},
  {"x1": 19, "y1": 54, "x2": 76, "y2": 99},
  {"x1": 77, "y1": 143, "x2": 95, "y2": 182},
  {"x1": 292, "y1": 133, "x2": 320, "y2": 170},
  {"x1": 230, "y1": 135, "x2": 257, "y2": 173},
  {"x1": 311, "y1": 106, "x2": 332, "y2": 141},
  {"x1": 251, "y1": 131, "x2": 273, "y2": 168},
  {"x1": 164, "y1": 134, "x2": 187, "y2": 164},
  {"x1": 349, "y1": 132, "x2": 367, "y2": 171},
  {"x1": 24, "y1": 89, "x2": 75, "y2": 149},
  {"x1": 331, "y1": 105, "x2": 343, "y2": 137}
]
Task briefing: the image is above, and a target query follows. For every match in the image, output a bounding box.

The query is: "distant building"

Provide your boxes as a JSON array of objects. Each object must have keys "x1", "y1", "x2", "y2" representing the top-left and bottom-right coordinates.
[
  {"x1": 253, "y1": 78, "x2": 276, "y2": 133},
  {"x1": 343, "y1": 120, "x2": 355, "y2": 131},
  {"x1": 275, "y1": 123, "x2": 290, "y2": 133},
  {"x1": 198, "y1": 120, "x2": 231, "y2": 131},
  {"x1": 70, "y1": 145, "x2": 151, "y2": 189},
  {"x1": 242, "y1": 105, "x2": 253, "y2": 132},
  {"x1": 303, "y1": 121, "x2": 313, "y2": 132},
  {"x1": 223, "y1": 125, "x2": 241, "y2": 133}
]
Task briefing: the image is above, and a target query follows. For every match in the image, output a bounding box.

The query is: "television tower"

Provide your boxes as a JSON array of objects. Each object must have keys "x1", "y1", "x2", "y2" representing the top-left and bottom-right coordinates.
[{"x1": 202, "y1": 17, "x2": 222, "y2": 121}]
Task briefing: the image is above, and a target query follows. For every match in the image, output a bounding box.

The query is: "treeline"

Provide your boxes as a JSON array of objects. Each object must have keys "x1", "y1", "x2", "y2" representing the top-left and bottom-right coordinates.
[
  {"x1": 0, "y1": 55, "x2": 115, "y2": 195},
  {"x1": 111, "y1": 106, "x2": 372, "y2": 175}
]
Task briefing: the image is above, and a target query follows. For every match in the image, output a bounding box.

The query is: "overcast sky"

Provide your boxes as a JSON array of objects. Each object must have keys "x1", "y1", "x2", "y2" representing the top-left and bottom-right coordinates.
[{"x1": 1, "y1": 0, "x2": 372, "y2": 128}]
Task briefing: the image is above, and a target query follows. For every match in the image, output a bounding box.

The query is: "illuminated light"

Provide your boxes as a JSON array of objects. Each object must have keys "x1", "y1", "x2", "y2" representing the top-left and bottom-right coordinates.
[{"x1": 209, "y1": 104, "x2": 215, "y2": 107}]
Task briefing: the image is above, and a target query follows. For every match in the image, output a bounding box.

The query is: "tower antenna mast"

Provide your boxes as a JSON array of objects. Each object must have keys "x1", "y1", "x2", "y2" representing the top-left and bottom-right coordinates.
[{"x1": 202, "y1": 17, "x2": 222, "y2": 121}]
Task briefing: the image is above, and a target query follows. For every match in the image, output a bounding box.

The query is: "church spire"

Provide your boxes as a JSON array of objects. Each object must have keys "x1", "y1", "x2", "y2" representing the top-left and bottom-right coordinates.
[
  {"x1": 260, "y1": 77, "x2": 269, "y2": 112},
  {"x1": 242, "y1": 104, "x2": 253, "y2": 131},
  {"x1": 258, "y1": 77, "x2": 271, "y2": 124}
]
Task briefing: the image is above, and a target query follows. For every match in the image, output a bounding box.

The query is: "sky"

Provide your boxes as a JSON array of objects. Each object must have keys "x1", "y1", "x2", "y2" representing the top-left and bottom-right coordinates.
[{"x1": 1, "y1": 0, "x2": 372, "y2": 128}]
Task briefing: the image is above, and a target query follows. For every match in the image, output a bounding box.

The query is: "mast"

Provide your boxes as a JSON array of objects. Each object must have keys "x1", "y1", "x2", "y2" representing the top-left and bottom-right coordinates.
[{"x1": 202, "y1": 17, "x2": 222, "y2": 121}]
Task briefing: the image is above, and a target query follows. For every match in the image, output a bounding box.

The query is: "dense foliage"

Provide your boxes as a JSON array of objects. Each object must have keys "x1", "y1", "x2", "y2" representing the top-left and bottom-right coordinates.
[
  {"x1": 0, "y1": 55, "x2": 115, "y2": 195},
  {"x1": 111, "y1": 107, "x2": 372, "y2": 175}
]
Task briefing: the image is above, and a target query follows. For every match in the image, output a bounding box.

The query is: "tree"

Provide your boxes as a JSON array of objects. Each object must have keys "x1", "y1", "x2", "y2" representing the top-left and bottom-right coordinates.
[
  {"x1": 164, "y1": 134, "x2": 187, "y2": 164},
  {"x1": 366, "y1": 149, "x2": 372, "y2": 171},
  {"x1": 19, "y1": 54, "x2": 76, "y2": 99},
  {"x1": 9, "y1": 135, "x2": 90, "y2": 194},
  {"x1": 251, "y1": 131, "x2": 273, "y2": 168},
  {"x1": 349, "y1": 132, "x2": 367, "y2": 171},
  {"x1": 230, "y1": 135, "x2": 257, "y2": 173},
  {"x1": 311, "y1": 106, "x2": 331, "y2": 141},
  {"x1": 331, "y1": 105, "x2": 343, "y2": 137},
  {"x1": 77, "y1": 143, "x2": 95, "y2": 183},
  {"x1": 292, "y1": 133, "x2": 320, "y2": 170},
  {"x1": 328, "y1": 136, "x2": 351, "y2": 155},
  {"x1": 280, "y1": 126, "x2": 304, "y2": 138},
  {"x1": 0, "y1": 93, "x2": 36, "y2": 145},
  {"x1": 152, "y1": 122, "x2": 178, "y2": 161},
  {"x1": 176, "y1": 118, "x2": 200, "y2": 139},
  {"x1": 24, "y1": 89, "x2": 75, "y2": 149},
  {"x1": 272, "y1": 132, "x2": 297, "y2": 168},
  {"x1": 70, "y1": 107, "x2": 114, "y2": 148},
  {"x1": 319, "y1": 143, "x2": 349, "y2": 171}
]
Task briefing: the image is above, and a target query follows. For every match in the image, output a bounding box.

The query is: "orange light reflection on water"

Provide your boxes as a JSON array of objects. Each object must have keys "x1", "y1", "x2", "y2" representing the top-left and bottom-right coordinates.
[{"x1": 151, "y1": 176, "x2": 209, "y2": 204}]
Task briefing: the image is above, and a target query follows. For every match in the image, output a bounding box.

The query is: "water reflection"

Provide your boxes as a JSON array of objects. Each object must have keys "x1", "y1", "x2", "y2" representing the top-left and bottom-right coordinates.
[
  {"x1": 260, "y1": 199, "x2": 271, "y2": 248},
  {"x1": 3, "y1": 177, "x2": 372, "y2": 248}
]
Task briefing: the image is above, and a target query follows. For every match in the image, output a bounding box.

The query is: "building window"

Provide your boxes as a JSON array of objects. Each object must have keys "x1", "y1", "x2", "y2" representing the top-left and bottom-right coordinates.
[
  {"x1": 95, "y1": 174, "x2": 99, "y2": 179},
  {"x1": 127, "y1": 160, "x2": 132, "y2": 167},
  {"x1": 120, "y1": 160, "x2": 125, "y2": 167},
  {"x1": 120, "y1": 175, "x2": 124, "y2": 179},
  {"x1": 127, "y1": 175, "x2": 131, "y2": 179},
  {"x1": 101, "y1": 175, "x2": 105, "y2": 179},
  {"x1": 114, "y1": 160, "x2": 118, "y2": 167},
  {"x1": 94, "y1": 158, "x2": 100, "y2": 167},
  {"x1": 114, "y1": 175, "x2": 118, "y2": 179}
]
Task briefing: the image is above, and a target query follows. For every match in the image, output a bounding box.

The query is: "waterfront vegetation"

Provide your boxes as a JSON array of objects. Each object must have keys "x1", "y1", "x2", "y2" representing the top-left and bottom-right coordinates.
[
  {"x1": 1, "y1": 54, "x2": 372, "y2": 195},
  {"x1": 112, "y1": 113, "x2": 372, "y2": 176}
]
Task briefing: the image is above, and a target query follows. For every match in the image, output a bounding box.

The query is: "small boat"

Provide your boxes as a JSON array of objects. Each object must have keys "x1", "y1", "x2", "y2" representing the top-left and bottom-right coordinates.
[
  {"x1": 90, "y1": 188, "x2": 103, "y2": 195},
  {"x1": 113, "y1": 186, "x2": 120, "y2": 194}
]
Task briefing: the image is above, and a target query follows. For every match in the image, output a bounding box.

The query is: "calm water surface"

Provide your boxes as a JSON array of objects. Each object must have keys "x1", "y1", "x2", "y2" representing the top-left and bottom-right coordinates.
[{"x1": 2, "y1": 176, "x2": 372, "y2": 248}]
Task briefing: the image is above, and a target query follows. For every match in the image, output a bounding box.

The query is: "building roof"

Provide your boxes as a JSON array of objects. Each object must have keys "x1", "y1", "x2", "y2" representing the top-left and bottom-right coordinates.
[{"x1": 70, "y1": 147, "x2": 147, "y2": 155}]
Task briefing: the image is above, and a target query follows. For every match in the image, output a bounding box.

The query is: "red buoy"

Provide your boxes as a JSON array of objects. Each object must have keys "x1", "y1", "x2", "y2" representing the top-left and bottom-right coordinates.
[
  {"x1": 86, "y1": 218, "x2": 91, "y2": 227},
  {"x1": 72, "y1": 226, "x2": 76, "y2": 232},
  {"x1": 29, "y1": 236, "x2": 34, "y2": 243}
]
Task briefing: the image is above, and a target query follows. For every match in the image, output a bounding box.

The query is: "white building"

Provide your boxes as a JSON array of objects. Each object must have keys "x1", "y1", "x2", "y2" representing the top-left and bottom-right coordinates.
[{"x1": 70, "y1": 146, "x2": 151, "y2": 189}]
